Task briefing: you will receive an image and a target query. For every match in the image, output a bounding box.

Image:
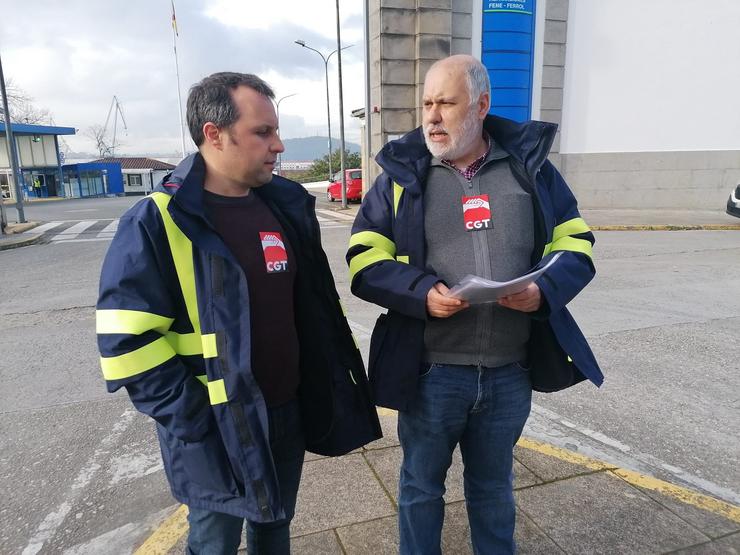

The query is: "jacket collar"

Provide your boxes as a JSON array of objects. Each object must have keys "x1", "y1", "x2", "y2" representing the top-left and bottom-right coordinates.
[
  {"x1": 156, "y1": 152, "x2": 312, "y2": 220},
  {"x1": 375, "y1": 115, "x2": 557, "y2": 190}
]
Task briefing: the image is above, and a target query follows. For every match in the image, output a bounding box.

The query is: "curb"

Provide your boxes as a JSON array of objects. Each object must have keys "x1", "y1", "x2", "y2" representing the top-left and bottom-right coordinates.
[
  {"x1": 592, "y1": 224, "x2": 740, "y2": 231},
  {"x1": 0, "y1": 233, "x2": 42, "y2": 251},
  {"x1": 133, "y1": 429, "x2": 740, "y2": 555},
  {"x1": 5, "y1": 221, "x2": 41, "y2": 234}
]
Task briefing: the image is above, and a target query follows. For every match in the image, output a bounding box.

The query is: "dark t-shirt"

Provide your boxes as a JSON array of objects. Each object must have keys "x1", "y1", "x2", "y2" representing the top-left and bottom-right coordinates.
[{"x1": 203, "y1": 189, "x2": 300, "y2": 407}]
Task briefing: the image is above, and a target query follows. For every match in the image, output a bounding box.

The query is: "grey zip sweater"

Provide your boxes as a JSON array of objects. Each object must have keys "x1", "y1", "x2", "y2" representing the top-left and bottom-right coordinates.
[{"x1": 422, "y1": 143, "x2": 535, "y2": 368}]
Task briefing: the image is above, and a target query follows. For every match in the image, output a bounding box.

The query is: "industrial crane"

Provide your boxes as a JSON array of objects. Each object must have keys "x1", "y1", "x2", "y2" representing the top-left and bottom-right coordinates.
[{"x1": 95, "y1": 95, "x2": 128, "y2": 157}]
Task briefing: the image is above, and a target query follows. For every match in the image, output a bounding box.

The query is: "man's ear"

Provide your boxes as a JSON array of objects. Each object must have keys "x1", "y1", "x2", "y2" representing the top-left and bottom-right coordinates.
[
  {"x1": 478, "y1": 92, "x2": 490, "y2": 119},
  {"x1": 203, "y1": 122, "x2": 223, "y2": 150}
]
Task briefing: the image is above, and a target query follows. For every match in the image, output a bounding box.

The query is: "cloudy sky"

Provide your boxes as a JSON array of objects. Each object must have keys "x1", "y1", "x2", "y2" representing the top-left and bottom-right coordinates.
[{"x1": 0, "y1": 0, "x2": 366, "y2": 156}]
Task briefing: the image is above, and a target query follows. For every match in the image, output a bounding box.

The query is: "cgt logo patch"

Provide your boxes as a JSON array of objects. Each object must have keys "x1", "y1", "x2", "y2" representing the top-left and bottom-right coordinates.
[
  {"x1": 462, "y1": 194, "x2": 492, "y2": 231},
  {"x1": 259, "y1": 232, "x2": 288, "y2": 273}
]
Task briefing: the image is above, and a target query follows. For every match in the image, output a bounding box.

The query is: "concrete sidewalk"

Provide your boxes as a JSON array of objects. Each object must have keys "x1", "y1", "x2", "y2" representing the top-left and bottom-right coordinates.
[
  {"x1": 0, "y1": 221, "x2": 41, "y2": 250},
  {"x1": 144, "y1": 409, "x2": 739, "y2": 554}
]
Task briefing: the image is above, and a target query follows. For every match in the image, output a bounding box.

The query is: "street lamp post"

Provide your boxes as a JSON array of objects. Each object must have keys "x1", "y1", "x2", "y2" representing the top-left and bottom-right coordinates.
[
  {"x1": 335, "y1": 0, "x2": 349, "y2": 209},
  {"x1": 294, "y1": 39, "x2": 352, "y2": 184},
  {"x1": 275, "y1": 93, "x2": 297, "y2": 176},
  {"x1": 0, "y1": 53, "x2": 25, "y2": 229}
]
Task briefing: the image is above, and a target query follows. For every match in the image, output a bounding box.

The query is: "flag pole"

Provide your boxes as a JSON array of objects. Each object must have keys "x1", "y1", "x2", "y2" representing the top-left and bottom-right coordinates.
[{"x1": 171, "y1": 1, "x2": 187, "y2": 159}]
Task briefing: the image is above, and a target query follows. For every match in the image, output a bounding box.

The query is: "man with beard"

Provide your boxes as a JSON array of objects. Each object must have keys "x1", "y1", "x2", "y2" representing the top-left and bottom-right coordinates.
[{"x1": 347, "y1": 55, "x2": 603, "y2": 553}]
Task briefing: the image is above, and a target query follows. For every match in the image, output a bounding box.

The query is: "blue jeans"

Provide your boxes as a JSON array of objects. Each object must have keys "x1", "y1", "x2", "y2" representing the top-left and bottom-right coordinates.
[
  {"x1": 398, "y1": 362, "x2": 532, "y2": 555},
  {"x1": 186, "y1": 399, "x2": 305, "y2": 555}
]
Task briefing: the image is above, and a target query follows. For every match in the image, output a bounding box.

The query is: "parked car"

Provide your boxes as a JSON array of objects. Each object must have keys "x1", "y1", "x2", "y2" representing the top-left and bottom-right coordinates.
[
  {"x1": 727, "y1": 184, "x2": 740, "y2": 218},
  {"x1": 327, "y1": 169, "x2": 363, "y2": 202}
]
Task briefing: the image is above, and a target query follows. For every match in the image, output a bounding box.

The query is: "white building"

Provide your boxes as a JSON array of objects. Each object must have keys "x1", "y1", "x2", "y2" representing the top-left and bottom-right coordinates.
[
  {"x1": 92, "y1": 157, "x2": 176, "y2": 195},
  {"x1": 367, "y1": 0, "x2": 740, "y2": 209}
]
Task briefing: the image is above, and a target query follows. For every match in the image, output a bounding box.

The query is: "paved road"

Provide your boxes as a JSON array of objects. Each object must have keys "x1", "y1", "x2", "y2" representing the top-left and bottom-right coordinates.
[{"x1": 1, "y1": 196, "x2": 738, "y2": 553}]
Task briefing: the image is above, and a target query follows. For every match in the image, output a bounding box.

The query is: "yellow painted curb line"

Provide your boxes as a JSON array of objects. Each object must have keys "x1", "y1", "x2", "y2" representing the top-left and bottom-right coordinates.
[
  {"x1": 517, "y1": 437, "x2": 740, "y2": 524},
  {"x1": 136, "y1": 415, "x2": 740, "y2": 552},
  {"x1": 134, "y1": 504, "x2": 189, "y2": 555},
  {"x1": 609, "y1": 468, "x2": 740, "y2": 525},
  {"x1": 516, "y1": 437, "x2": 616, "y2": 472},
  {"x1": 591, "y1": 224, "x2": 740, "y2": 231},
  {"x1": 382, "y1": 411, "x2": 740, "y2": 523}
]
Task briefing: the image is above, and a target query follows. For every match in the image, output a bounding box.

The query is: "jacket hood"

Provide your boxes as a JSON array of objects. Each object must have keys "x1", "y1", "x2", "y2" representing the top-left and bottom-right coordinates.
[{"x1": 375, "y1": 115, "x2": 557, "y2": 191}]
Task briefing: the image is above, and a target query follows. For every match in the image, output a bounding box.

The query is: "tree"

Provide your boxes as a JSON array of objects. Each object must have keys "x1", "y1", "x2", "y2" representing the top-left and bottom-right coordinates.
[
  {"x1": 308, "y1": 149, "x2": 362, "y2": 181},
  {"x1": 86, "y1": 124, "x2": 110, "y2": 158},
  {"x1": 0, "y1": 79, "x2": 53, "y2": 125}
]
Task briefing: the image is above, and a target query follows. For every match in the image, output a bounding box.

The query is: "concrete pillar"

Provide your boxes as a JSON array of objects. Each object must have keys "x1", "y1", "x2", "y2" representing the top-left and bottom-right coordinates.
[{"x1": 539, "y1": 0, "x2": 569, "y2": 166}]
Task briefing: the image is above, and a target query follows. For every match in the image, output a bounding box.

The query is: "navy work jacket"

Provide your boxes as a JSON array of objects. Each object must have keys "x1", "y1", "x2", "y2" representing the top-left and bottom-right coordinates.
[
  {"x1": 347, "y1": 115, "x2": 604, "y2": 410},
  {"x1": 97, "y1": 154, "x2": 381, "y2": 521}
]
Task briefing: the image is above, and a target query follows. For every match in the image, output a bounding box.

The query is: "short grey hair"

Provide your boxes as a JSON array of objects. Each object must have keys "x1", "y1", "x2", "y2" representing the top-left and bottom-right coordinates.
[
  {"x1": 186, "y1": 72, "x2": 275, "y2": 146},
  {"x1": 464, "y1": 58, "x2": 491, "y2": 106}
]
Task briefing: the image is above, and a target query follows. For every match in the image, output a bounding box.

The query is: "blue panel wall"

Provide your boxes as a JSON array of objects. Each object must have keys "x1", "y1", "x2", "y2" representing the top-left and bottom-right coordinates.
[{"x1": 481, "y1": 0, "x2": 536, "y2": 122}]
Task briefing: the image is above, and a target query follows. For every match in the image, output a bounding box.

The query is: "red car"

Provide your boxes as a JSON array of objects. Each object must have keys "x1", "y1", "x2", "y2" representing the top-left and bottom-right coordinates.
[{"x1": 327, "y1": 169, "x2": 363, "y2": 202}]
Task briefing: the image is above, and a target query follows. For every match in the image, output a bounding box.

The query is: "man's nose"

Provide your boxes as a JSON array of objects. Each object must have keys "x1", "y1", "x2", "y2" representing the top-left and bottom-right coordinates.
[
  {"x1": 273, "y1": 136, "x2": 285, "y2": 153},
  {"x1": 426, "y1": 104, "x2": 441, "y2": 124}
]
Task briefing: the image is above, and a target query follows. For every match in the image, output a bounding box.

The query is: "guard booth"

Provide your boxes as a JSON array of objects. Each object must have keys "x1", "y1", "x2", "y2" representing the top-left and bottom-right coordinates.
[{"x1": 0, "y1": 122, "x2": 76, "y2": 200}]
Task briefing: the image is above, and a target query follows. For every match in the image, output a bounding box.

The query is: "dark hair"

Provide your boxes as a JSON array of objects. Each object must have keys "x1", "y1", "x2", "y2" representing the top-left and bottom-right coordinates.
[{"x1": 186, "y1": 72, "x2": 275, "y2": 146}]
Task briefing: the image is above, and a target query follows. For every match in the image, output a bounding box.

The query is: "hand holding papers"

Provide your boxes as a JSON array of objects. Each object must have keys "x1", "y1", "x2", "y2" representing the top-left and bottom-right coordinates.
[{"x1": 446, "y1": 252, "x2": 563, "y2": 305}]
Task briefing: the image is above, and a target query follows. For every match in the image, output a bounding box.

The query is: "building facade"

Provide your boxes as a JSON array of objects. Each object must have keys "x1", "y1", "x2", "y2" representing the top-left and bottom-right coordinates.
[
  {"x1": 367, "y1": 0, "x2": 740, "y2": 209},
  {"x1": 91, "y1": 157, "x2": 176, "y2": 195},
  {"x1": 0, "y1": 122, "x2": 75, "y2": 200}
]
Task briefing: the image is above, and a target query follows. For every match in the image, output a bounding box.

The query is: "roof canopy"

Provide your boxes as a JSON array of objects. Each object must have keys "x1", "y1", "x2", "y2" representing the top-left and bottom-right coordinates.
[{"x1": 0, "y1": 122, "x2": 76, "y2": 136}]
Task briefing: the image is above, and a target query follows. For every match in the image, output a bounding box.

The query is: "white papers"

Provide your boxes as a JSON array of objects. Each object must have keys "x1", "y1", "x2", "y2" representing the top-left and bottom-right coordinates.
[{"x1": 446, "y1": 252, "x2": 563, "y2": 304}]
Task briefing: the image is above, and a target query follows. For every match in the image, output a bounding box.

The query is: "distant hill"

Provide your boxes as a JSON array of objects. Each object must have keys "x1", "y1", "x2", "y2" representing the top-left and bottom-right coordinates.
[
  {"x1": 64, "y1": 137, "x2": 360, "y2": 165},
  {"x1": 281, "y1": 136, "x2": 360, "y2": 162}
]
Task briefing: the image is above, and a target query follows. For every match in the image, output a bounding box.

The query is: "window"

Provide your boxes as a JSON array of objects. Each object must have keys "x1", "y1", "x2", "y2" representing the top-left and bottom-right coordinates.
[
  {"x1": 349, "y1": 170, "x2": 362, "y2": 180},
  {"x1": 0, "y1": 173, "x2": 10, "y2": 199},
  {"x1": 128, "y1": 174, "x2": 142, "y2": 187}
]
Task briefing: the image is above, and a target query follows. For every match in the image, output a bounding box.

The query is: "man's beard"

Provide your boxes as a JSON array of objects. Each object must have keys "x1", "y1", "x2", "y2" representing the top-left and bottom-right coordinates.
[{"x1": 423, "y1": 107, "x2": 482, "y2": 163}]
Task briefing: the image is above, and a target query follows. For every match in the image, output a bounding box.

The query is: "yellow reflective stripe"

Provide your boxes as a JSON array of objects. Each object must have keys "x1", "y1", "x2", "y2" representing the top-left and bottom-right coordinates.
[
  {"x1": 96, "y1": 309, "x2": 174, "y2": 335},
  {"x1": 201, "y1": 333, "x2": 218, "y2": 359},
  {"x1": 552, "y1": 217, "x2": 590, "y2": 242},
  {"x1": 164, "y1": 331, "x2": 202, "y2": 356},
  {"x1": 195, "y1": 374, "x2": 228, "y2": 405},
  {"x1": 150, "y1": 193, "x2": 201, "y2": 336},
  {"x1": 100, "y1": 336, "x2": 175, "y2": 381},
  {"x1": 348, "y1": 230, "x2": 396, "y2": 257},
  {"x1": 549, "y1": 236, "x2": 593, "y2": 258},
  {"x1": 207, "y1": 379, "x2": 228, "y2": 405},
  {"x1": 349, "y1": 249, "x2": 395, "y2": 281},
  {"x1": 351, "y1": 333, "x2": 359, "y2": 349},
  {"x1": 339, "y1": 299, "x2": 347, "y2": 316},
  {"x1": 393, "y1": 182, "x2": 403, "y2": 218},
  {"x1": 396, "y1": 255, "x2": 409, "y2": 264}
]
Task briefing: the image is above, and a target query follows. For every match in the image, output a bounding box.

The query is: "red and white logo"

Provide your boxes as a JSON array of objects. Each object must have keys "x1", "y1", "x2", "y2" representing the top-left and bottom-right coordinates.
[
  {"x1": 259, "y1": 232, "x2": 288, "y2": 273},
  {"x1": 461, "y1": 194, "x2": 492, "y2": 231}
]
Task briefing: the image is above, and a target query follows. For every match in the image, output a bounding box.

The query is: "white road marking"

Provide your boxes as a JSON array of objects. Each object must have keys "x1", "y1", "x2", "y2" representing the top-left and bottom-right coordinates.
[
  {"x1": 21, "y1": 409, "x2": 138, "y2": 555},
  {"x1": 316, "y1": 208, "x2": 356, "y2": 221},
  {"x1": 50, "y1": 220, "x2": 97, "y2": 240},
  {"x1": 54, "y1": 238, "x2": 116, "y2": 244},
  {"x1": 96, "y1": 220, "x2": 118, "y2": 239},
  {"x1": 109, "y1": 451, "x2": 163, "y2": 486},
  {"x1": 61, "y1": 506, "x2": 175, "y2": 555},
  {"x1": 32, "y1": 221, "x2": 65, "y2": 234}
]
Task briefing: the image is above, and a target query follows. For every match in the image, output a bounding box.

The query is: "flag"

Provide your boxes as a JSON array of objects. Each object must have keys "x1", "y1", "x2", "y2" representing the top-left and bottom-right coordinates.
[{"x1": 171, "y1": 0, "x2": 178, "y2": 36}]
